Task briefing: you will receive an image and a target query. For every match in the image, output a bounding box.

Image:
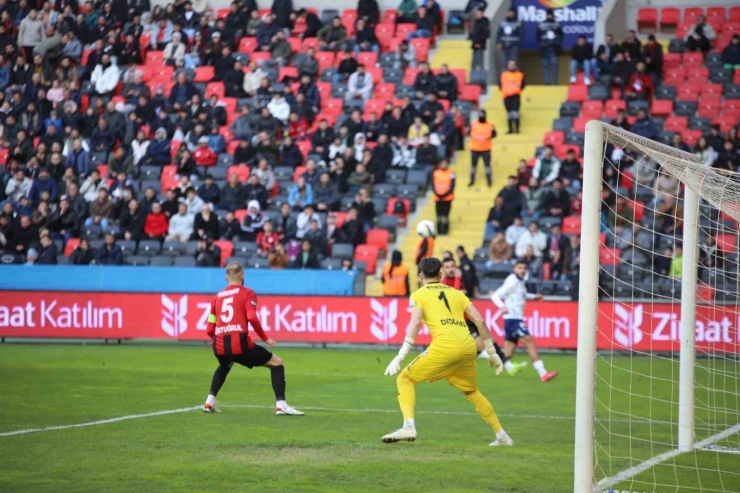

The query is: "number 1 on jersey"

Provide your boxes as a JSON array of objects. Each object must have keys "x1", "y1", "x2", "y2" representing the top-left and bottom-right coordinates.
[{"x1": 438, "y1": 292, "x2": 451, "y2": 313}]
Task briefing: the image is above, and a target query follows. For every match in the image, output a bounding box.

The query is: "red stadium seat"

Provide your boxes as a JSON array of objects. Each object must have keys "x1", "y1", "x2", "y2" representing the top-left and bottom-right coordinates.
[
  {"x1": 660, "y1": 8, "x2": 680, "y2": 30},
  {"x1": 374, "y1": 83, "x2": 396, "y2": 100},
  {"x1": 723, "y1": 22, "x2": 740, "y2": 34},
  {"x1": 135, "y1": 65, "x2": 153, "y2": 81},
  {"x1": 402, "y1": 67, "x2": 420, "y2": 85},
  {"x1": 687, "y1": 67, "x2": 709, "y2": 84},
  {"x1": 238, "y1": 37, "x2": 258, "y2": 53},
  {"x1": 287, "y1": 37, "x2": 302, "y2": 54},
  {"x1": 64, "y1": 238, "x2": 80, "y2": 256},
  {"x1": 573, "y1": 117, "x2": 588, "y2": 133},
  {"x1": 357, "y1": 51, "x2": 378, "y2": 67},
  {"x1": 555, "y1": 144, "x2": 581, "y2": 160},
  {"x1": 293, "y1": 166, "x2": 307, "y2": 183},
  {"x1": 0, "y1": 147, "x2": 8, "y2": 166},
  {"x1": 146, "y1": 50, "x2": 164, "y2": 65},
  {"x1": 664, "y1": 116, "x2": 688, "y2": 132},
  {"x1": 460, "y1": 84, "x2": 481, "y2": 103},
  {"x1": 581, "y1": 100, "x2": 603, "y2": 119},
  {"x1": 323, "y1": 98, "x2": 344, "y2": 116},
  {"x1": 375, "y1": 23, "x2": 395, "y2": 38},
  {"x1": 366, "y1": 229, "x2": 389, "y2": 257},
  {"x1": 193, "y1": 66, "x2": 214, "y2": 82},
  {"x1": 315, "y1": 51, "x2": 335, "y2": 70},
  {"x1": 162, "y1": 165, "x2": 176, "y2": 177},
  {"x1": 562, "y1": 216, "x2": 581, "y2": 234},
  {"x1": 698, "y1": 100, "x2": 721, "y2": 119},
  {"x1": 567, "y1": 84, "x2": 588, "y2": 102},
  {"x1": 353, "y1": 244, "x2": 379, "y2": 272},
  {"x1": 716, "y1": 234, "x2": 737, "y2": 253},
  {"x1": 637, "y1": 8, "x2": 657, "y2": 32},
  {"x1": 383, "y1": 10, "x2": 398, "y2": 24},
  {"x1": 213, "y1": 241, "x2": 233, "y2": 266},
  {"x1": 544, "y1": 131, "x2": 565, "y2": 145},
  {"x1": 650, "y1": 99, "x2": 673, "y2": 117},
  {"x1": 730, "y1": 7, "x2": 740, "y2": 22},
  {"x1": 410, "y1": 38, "x2": 430, "y2": 63},
  {"x1": 702, "y1": 83, "x2": 724, "y2": 95},
  {"x1": 365, "y1": 99, "x2": 386, "y2": 114},
  {"x1": 604, "y1": 99, "x2": 626, "y2": 118},
  {"x1": 301, "y1": 38, "x2": 320, "y2": 52},
  {"x1": 707, "y1": 7, "x2": 726, "y2": 23},
  {"x1": 714, "y1": 115, "x2": 738, "y2": 133},
  {"x1": 600, "y1": 248, "x2": 620, "y2": 265},
  {"x1": 684, "y1": 7, "x2": 704, "y2": 23},
  {"x1": 278, "y1": 66, "x2": 298, "y2": 81},
  {"x1": 682, "y1": 129, "x2": 703, "y2": 146},
  {"x1": 682, "y1": 51, "x2": 704, "y2": 68},
  {"x1": 395, "y1": 24, "x2": 415, "y2": 38},
  {"x1": 216, "y1": 8, "x2": 229, "y2": 19},
  {"x1": 204, "y1": 83, "x2": 225, "y2": 99},
  {"x1": 227, "y1": 165, "x2": 250, "y2": 182},
  {"x1": 700, "y1": 93, "x2": 722, "y2": 105},
  {"x1": 234, "y1": 209, "x2": 248, "y2": 224},
  {"x1": 676, "y1": 84, "x2": 699, "y2": 102},
  {"x1": 676, "y1": 22, "x2": 693, "y2": 39}
]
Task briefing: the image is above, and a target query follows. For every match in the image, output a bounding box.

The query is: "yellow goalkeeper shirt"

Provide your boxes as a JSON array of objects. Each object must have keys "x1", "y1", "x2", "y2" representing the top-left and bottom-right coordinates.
[{"x1": 409, "y1": 282, "x2": 476, "y2": 351}]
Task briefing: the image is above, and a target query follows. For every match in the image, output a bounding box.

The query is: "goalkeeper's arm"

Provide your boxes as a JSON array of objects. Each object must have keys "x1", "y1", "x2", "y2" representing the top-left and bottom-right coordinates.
[
  {"x1": 384, "y1": 307, "x2": 424, "y2": 376},
  {"x1": 464, "y1": 304, "x2": 503, "y2": 374}
]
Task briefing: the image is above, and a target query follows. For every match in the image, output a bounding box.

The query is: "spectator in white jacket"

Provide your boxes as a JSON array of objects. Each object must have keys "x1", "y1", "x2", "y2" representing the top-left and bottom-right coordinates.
[
  {"x1": 267, "y1": 93, "x2": 291, "y2": 124},
  {"x1": 4, "y1": 169, "x2": 33, "y2": 202},
  {"x1": 345, "y1": 64, "x2": 374, "y2": 102},
  {"x1": 17, "y1": 10, "x2": 45, "y2": 58},
  {"x1": 515, "y1": 221, "x2": 548, "y2": 258},
  {"x1": 80, "y1": 170, "x2": 108, "y2": 202},
  {"x1": 243, "y1": 61, "x2": 266, "y2": 96},
  {"x1": 91, "y1": 54, "x2": 120, "y2": 96},
  {"x1": 166, "y1": 203, "x2": 194, "y2": 242},
  {"x1": 295, "y1": 204, "x2": 321, "y2": 239},
  {"x1": 163, "y1": 32, "x2": 186, "y2": 66},
  {"x1": 392, "y1": 137, "x2": 416, "y2": 167},
  {"x1": 181, "y1": 187, "x2": 204, "y2": 215}
]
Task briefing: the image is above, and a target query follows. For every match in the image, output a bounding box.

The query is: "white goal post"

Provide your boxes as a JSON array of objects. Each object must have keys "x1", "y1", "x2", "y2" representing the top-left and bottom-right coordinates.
[{"x1": 573, "y1": 121, "x2": 740, "y2": 493}]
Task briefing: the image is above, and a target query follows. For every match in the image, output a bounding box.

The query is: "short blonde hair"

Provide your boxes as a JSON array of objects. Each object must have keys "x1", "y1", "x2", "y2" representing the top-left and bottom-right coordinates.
[{"x1": 226, "y1": 262, "x2": 244, "y2": 280}]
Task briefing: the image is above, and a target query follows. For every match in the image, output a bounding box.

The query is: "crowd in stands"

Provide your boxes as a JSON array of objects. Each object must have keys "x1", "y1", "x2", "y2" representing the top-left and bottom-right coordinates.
[
  {"x1": 481, "y1": 15, "x2": 740, "y2": 298},
  {"x1": 0, "y1": 0, "x2": 480, "y2": 270}
]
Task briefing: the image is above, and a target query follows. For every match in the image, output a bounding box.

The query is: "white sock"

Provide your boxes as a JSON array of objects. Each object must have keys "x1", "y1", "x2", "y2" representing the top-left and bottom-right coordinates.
[
  {"x1": 504, "y1": 361, "x2": 514, "y2": 371},
  {"x1": 496, "y1": 429, "x2": 509, "y2": 441},
  {"x1": 533, "y1": 359, "x2": 547, "y2": 378},
  {"x1": 276, "y1": 400, "x2": 287, "y2": 409},
  {"x1": 404, "y1": 418, "x2": 416, "y2": 429},
  {"x1": 206, "y1": 394, "x2": 217, "y2": 406}
]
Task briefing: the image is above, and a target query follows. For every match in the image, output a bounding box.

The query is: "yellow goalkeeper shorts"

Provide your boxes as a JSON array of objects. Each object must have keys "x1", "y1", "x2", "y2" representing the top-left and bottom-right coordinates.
[{"x1": 402, "y1": 343, "x2": 478, "y2": 392}]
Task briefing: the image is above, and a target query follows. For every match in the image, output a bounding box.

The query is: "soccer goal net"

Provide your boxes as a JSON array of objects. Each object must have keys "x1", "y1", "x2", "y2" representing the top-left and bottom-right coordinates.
[{"x1": 574, "y1": 121, "x2": 740, "y2": 493}]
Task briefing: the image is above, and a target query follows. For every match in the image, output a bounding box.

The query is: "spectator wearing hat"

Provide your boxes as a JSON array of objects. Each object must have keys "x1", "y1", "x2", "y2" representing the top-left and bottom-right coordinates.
[
  {"x1": 193, "y1": 136, "x2": 217, "y2": 167},
  {"x1": 97, "y1": 232, "x2": 123, "y2": 265},
  {"x1": 240, "y1": 199, "x2": 267, "y2": 241}
]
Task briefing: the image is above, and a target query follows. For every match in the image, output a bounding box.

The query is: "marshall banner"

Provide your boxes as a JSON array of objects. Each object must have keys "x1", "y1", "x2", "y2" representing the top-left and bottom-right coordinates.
[
  {"x1": 0, "y1": 292, "x2": 738, "y2": 353},
  {"x1": 514, "y1": 0, "x2": 603, "y2": 50}
]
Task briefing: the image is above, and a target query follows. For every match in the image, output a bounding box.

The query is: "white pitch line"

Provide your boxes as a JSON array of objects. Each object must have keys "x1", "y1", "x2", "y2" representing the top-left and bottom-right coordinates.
[
  {"x1": 0, "y1": 406, "x2": 200, "y2": 437},
  {"x1": 594, "y1": 423, "x2": 740, "y2": 492}
]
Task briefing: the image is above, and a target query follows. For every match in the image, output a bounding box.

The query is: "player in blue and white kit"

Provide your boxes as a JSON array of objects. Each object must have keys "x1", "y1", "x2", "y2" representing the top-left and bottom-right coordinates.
[{"x1": 490, "y1": 260, "x2": 559, "y2": 382}]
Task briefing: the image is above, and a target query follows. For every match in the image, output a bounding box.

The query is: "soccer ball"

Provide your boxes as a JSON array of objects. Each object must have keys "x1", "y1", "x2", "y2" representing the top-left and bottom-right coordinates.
[{"x1": 416, "y1": 220, "x2": 436, "y2": 238}]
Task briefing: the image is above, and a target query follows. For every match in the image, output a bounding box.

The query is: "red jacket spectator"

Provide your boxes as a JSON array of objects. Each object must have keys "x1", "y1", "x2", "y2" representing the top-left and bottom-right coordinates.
[
  {"x1": 256, "y1": 230, "x2": 281, "y2": 253},
  {"x1": 288, "y1": 116, "x2": 310, "y2": 141},
  {"x1": 626, "y1": 66, "x2": 654, "y2": 100},
  {"x1": 144, "y1": 205, "x2": 169, "y2": 238},
  {"x1": 193, "y1": 138, "x2": 217, "y2": 166}
]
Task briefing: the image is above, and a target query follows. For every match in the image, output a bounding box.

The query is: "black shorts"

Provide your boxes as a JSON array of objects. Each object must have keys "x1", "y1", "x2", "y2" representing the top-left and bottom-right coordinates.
[
  {"x1": 215, "y1": 344, "x2": 273, "y2": 369},
  {"x1": 466, "y1": 319, "x2": 480, "y2": 338}
]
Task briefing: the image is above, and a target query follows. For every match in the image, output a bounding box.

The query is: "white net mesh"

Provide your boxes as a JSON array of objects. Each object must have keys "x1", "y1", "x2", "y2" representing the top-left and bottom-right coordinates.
[{"x1": 587, "y1": 123, "x2": 740, "y2": 492}]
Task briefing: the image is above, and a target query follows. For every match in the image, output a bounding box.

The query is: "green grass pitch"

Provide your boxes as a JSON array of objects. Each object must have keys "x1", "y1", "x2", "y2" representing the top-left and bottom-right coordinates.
[{"x1": 0, "y1": 345, "x2": 738, "y2": 493}]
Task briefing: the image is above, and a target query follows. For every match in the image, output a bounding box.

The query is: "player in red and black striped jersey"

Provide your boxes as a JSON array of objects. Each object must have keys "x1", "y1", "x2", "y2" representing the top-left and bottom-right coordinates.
[
  {"x1": 203, "y1": 262, "x2": 305, "y2": 416},
  {"x1": 441, "y1": 257, "x2": 525, "y2": 376}
]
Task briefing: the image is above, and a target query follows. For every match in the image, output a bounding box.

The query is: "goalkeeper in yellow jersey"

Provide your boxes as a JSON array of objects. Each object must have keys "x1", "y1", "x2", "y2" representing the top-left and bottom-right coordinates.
[{"x1": 381, "y1": 257, "x2": 513, "y2": 447}]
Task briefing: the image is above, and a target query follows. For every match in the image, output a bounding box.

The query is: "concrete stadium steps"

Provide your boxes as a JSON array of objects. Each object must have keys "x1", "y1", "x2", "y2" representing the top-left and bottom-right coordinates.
[
  {"x1": 428, "y1": 39, "x2": 472, "y2": 70},
  {"x1": 482, "y1": 85, "x2": 567, "y2": 193}
]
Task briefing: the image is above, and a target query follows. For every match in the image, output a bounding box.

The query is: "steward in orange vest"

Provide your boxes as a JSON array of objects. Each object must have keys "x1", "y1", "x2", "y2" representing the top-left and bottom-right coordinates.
[
  {"x1": 382, "y1": 251, "x2": 410, "y2": 296},
  {"x1": 500, "y1": 60, "x2": 526, "y2": 134},
  {"x1": 432, "y1": 159, "x2": 455, "y2": 235},
  {"x1": 468, "y1": 110, "x2": 497, "y2": 187},
  {"x1": 415, "y1": 236, "x2": 435, "y2": 265}
]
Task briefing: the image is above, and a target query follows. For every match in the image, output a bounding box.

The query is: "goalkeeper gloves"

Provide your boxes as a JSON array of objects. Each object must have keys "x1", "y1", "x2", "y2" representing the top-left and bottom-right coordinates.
[
  {"x1": 483, "y1": 338, "x2": 504, "y2": 376},
  {"x1": 384, "y1": 338, "x2": 414, "y2": 376}
]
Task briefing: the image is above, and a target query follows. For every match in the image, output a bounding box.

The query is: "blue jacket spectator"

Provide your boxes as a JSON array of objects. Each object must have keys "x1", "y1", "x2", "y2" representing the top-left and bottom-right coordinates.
[
  {"x1": 197, "y1": 177, "x2": 221, "y2": 205},
  {"x1": 28, "y1": 168, "x2": 58, "y2": 205},
  {"x1": 168, "y1": 75, "x2": 199, "y2": 108},
  {"x1": 90, "y1": 120, "x2": 116, "y2": 153},
  {"x1": 97, "y1": 234, "x2": 123, "y2": 265},
  {"x1": 288, "y1": 179, "x2": 313, "y2": 210},
  {"x1": 631, "y1": 110, "x2": 656, "y2": 140},
  {"x1": 208, "y1": 131, "x2": 226, "y2": 154},
  {"x1": 0, "y1": 61, "x2": 10, "y2": 90},
  {"x1": 257, "y1": 18, "x2": 280, "y2": 48},
  {"x1": 143, "y1": 128, "x2": 172, "y2": 166},
  {"x1": 65, "y1": 142, "x2": 91, "y2": 177},
  {"x1": 298, "y1": 78, "x2": 321, "y2": 109}
]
